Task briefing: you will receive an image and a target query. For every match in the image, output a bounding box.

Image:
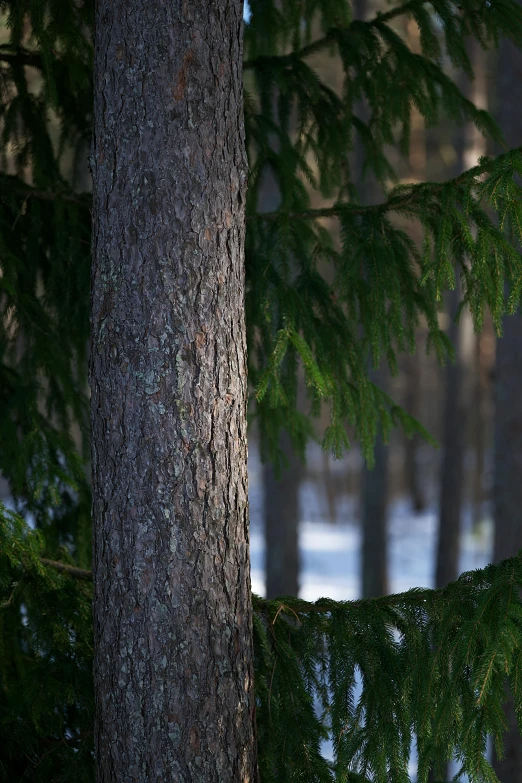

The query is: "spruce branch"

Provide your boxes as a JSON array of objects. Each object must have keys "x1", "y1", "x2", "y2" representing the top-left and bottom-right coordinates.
[
  {"x1": 40, "y1": 558, "x2": 92, "y2": 581},
  {"x1": 253, "y1": 551, "x2": 522, "y2": 617},
  {"x1": 0, "y1": 46, "x2": 44, "y2": 71},
  {"x1": 250, "y1": 147, "x2": 522, "y2": 223},
  {"x1": 0, "y1": 177, "x2": 90, "y2": 207},
  {"x1": 0, "y1": 581, "x2": 18, "y2": 609},
  {"x1": 33, "y1": 550, "x2": 522, "y2": 607},
  {"x1": 243, "y1": 0, "x2": 442, "y2": 71},
  {"x1": 253, "y1": 587, "x2": 436, "y2": 616}
]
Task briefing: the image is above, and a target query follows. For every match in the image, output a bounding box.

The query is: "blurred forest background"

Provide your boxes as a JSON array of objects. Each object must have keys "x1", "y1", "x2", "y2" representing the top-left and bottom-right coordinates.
[
  {"x1": 242, "y1": 0, "x2": 516, "y2": 609},
  {"x1": 0, "y1": 1, "x2": 516, "y2": 607},
  {"x1": 3, "y1": 0, "x2": 522, "y2": 777}
]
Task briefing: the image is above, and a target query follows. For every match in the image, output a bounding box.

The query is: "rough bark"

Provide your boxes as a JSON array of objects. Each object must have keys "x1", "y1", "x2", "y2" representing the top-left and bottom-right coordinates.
[
  {"x1": 493, "y1": 16, "x2": 522, "y2": 781},
  {"x1": 263, "y1": 431, "x2": 301, "y2": 599},
  {"x1": 435, "y1": 285, "x2": 464, "y2": 589},
  {"x1": 90, "y1": 3, "x2": 257, "y2": 782}
]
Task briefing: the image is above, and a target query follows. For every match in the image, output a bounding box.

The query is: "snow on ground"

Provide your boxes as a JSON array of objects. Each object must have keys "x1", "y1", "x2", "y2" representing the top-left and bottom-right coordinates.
[
  {"x1": 248, "y1": 446, "x2": 493, "y2": 601},
  {"x1": 248, "y1": 444, "x2": 493, "y2": 779}
]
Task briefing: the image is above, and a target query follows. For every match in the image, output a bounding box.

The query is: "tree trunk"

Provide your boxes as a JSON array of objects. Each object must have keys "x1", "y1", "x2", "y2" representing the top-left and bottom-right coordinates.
[
  {"x1": 493, "y1": 311, "x2": 522, "y2": 783},
  {"x1": 90, "y1": 3, "x2": 258, "y2": 782},
  {"x1": 401, "y1": 16, "x2": 427, "y2": 515},
  {"x1": 361, "y1": 428, "x2": 389, "y2": 598},
  {"x1": 494, "y1": 312, "x2": 522, "y2": 564},
  {"x1": 256, "y1": 62, "x2": 302, "y2": 598},
  {"x1": 435, "y1": 285, "x2": 464, "y2": 589},
  {"x1": 493, "y1": 308, "x2": 522, "y2": 783},
  {"x1": 354, "y1": 0, "x2": 390, "y2": 599},
  {"x1": 322, "y1": 449, "x2": 339, "y2": 523},
  {"x1": 263, "y1": 431, "x2": 301, "y2": 599},
  {"x1": 435, "y1": 36, "x2": 487, "y2": 589},
  {"x1": 493, "y1": 14, "x2": 522, "y2": 781},
  {"x1": 460, "y1": 38, "x2": 489, "y2": 532},
  {"x1": 361, "y1": 361, "x2": 389, "y2": 598},
  {"x1": 472, "y1": 331, "x2": 487, "y2": 527},
  {"x1": 403, "y1": 351, "x2": 426, "y2": 513}
]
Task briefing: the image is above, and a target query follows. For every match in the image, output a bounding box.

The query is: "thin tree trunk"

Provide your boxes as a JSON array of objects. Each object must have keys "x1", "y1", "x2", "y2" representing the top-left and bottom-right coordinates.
[
  {"x1": 493, "y1": 310, "x2": 522, "y2": 783},
  {"x1": 403, "y1": 351, "x2": 426, "y2": 513},
  {"x1": 360, "y1": 354, "x2": 390, "y2": 598},
  {"x1": 90, "y1": 3, "x2": 258, "y2": 781},
  {"x1": 493, "y1": 13, "x2": 522, "y2": 780},
  {"x1": 361, "y1": 427, "x2": 389, "y2": 598},
  {"x1": 403, "y1": 16, "x2": 427, "y2": 516},
  {"x1": 472, "y1": 330, "x2": 487, "y2": 527},
  {"x1": 433, "y1": 37, "x2": 480, "y2": 588},
  {"x1": 493, "y1": 309, "x2": 522, "y2": 783},
  {"x1": 494, "y1": 315, "x2": 522, "y2": 563},
  {"x1": 462, "y1": 38, "x2": 490, "y2": 531},
  {"x1": 435, "y1": 285, "x2": 465, "y2": 589},
  {"x1": 322, "y1": 449, "x2": 338, "y2": 523},
  {"x1": 264, "y1": 431, "x2": 301, "y2": 598},
  {"x1": 257, "y1": 50, "x2": 302, "y2": 596},
  {"x1": 354, "y1": 0, "x2": 390, "y2": 599}
]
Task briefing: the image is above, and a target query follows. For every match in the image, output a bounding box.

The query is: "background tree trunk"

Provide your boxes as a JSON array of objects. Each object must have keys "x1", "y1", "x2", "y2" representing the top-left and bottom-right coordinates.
[
  {"x1": 264, "y1": 431, "x2": 301, "y2": 598},
  {"x1": 435, "y1": 284, "x2": 464, "y2": 589},
  {"x1": 493, "y1": 12, "x2": 522, "y2": 780},
  {"x1": 256, "y1": 60, "x2": 302, "y2": 599},
  {"x1": 90, "y1": 2, "x2": 257, "y2": 781},
  {"x1": 361, "y1": 425, "x2": 389, "y2": 598},
  {"x1": 322, "y1": 449, "x2": 339, "y2": 523},
  {"x1": 401, "y1": 16, "x2": 428, "y2": 517},
  {"x1": 493, "y1": 309, "x2": 522, "y2": 783},
  {"x1": 403, "y1": 350, "x2": 426, "y2": 513},
  {"x1": 354, "y1": 0, "x2": 390, "y2": 599},
  {"x1": 435, "y1": 38, "x2": 486, "y2": 591},
  {"x1": 494, "y1": 316, "x2": 522, "y2": 563},
  {"x1": 472, "y1": 330, "x2": 487, "y2": 527}
]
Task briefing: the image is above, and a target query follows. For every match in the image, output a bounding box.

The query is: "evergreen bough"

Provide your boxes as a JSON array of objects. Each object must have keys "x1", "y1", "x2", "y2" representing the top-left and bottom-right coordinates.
[{"x1": 1, "y1": 0, "x2": 522, "y2": 779}]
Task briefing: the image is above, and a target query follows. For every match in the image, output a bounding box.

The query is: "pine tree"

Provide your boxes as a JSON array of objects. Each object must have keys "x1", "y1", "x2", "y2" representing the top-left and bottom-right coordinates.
[{"x1": 3, "y1": 0, "x2": 522, "y2": 780}]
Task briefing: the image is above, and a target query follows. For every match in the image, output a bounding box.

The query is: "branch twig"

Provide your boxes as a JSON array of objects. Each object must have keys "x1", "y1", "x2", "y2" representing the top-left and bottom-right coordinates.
[
  {"x1": 248, "y1": 151, "x2": 521, "y2": 223},
  {"x1": 243, "y1": 0, "x2": 431, "y2": 70},
  {"x1": 0, "y1": 183, "x2": 90, "y2": 207},
  {"x1": 0, "y1": 47, "x2": 44, "y2": 71},
  {"x1": 40, "y1": 558, "x2": 92, "y2": 581}
]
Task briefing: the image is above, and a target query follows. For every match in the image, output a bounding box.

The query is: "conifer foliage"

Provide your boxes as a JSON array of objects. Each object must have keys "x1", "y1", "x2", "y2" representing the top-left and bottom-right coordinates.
[{"x1": 1, "y1": 0, "x2": 522, "y2": 780}]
